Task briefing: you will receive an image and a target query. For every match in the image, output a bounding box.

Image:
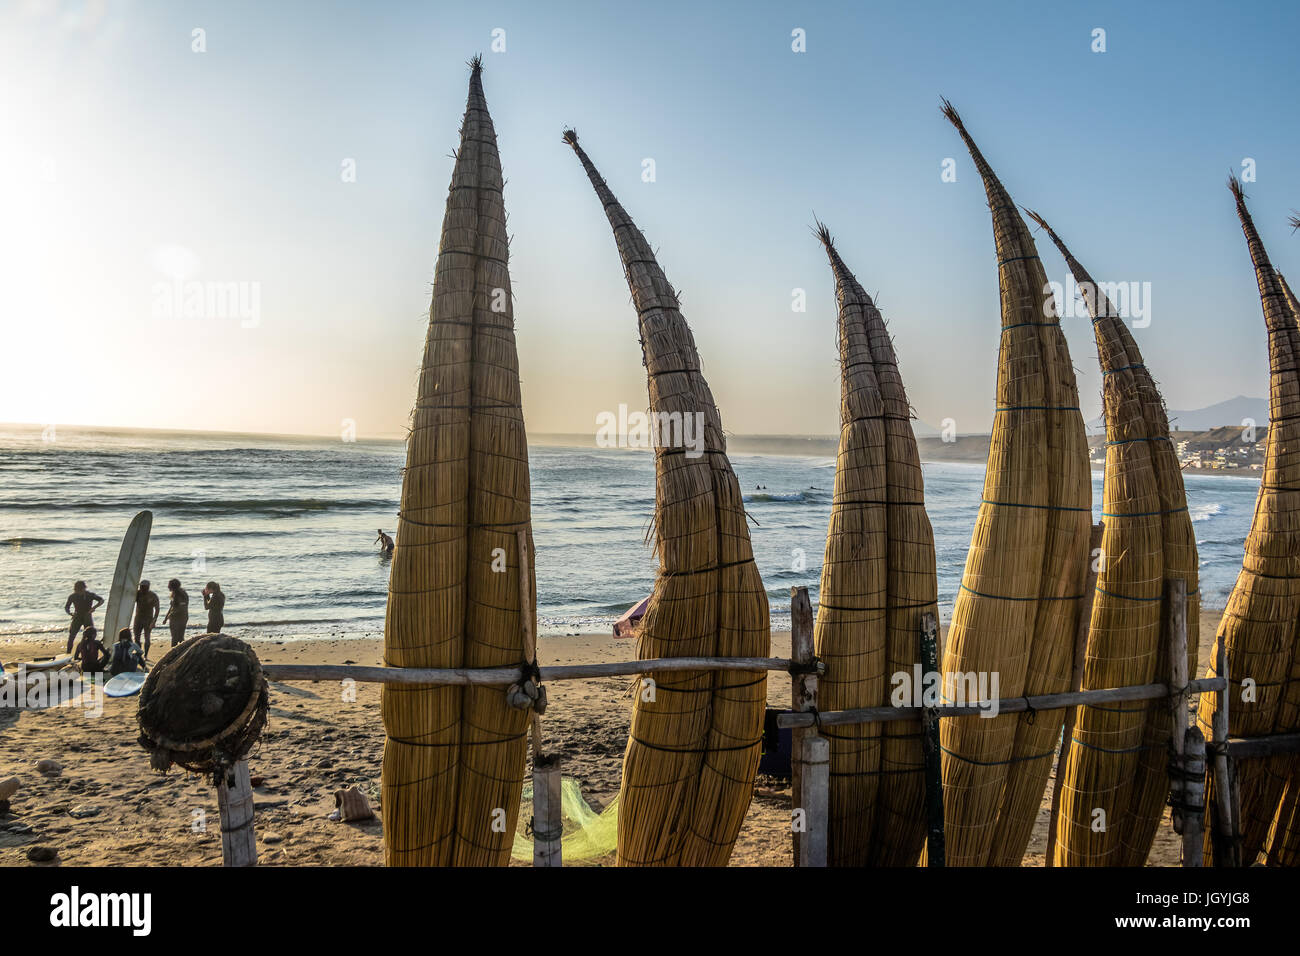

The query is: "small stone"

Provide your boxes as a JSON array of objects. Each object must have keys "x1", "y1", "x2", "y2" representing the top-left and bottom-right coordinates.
[
  {"x1": 27, "y1": 845, "x2": 57, "y2": 862},
  {"x1": 68, "y1": 805, "x2": 100, "y2": 819},
  {"x1": 36, "y1": 760, "x2": 61, "y2": 776},
  {"x1": 261, "y1": 831, "x2": 283, "y2": 844}
]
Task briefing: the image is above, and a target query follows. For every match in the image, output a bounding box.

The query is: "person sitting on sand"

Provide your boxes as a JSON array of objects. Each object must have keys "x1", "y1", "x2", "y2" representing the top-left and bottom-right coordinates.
[
  {"x1": 73, "y1": 626, "x2": 109, "y2": 675},
  {"x1": 108, "y1": 628, "x2": 145, "y2": 677},
  {"x1": 64, "y1": 580, "x2": 104, "y2": 653},
  {"x1": 163, "y1": 578, "x2": 189, "y2": 648},
  {"x1": 132, "y1": 580, "x2": 160, "y2": 658},
  {"x1": 203, "y1": 582, "x2": 225, "y2": 633},
  {"x1": 376, "y1": 528, "x2": 394, "y2": 555}
]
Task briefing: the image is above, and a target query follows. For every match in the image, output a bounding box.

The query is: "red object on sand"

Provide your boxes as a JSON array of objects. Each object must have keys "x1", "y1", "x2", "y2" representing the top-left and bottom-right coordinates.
[{"x1": 613, "y1": 597, "x2": 650, "y2": 638}]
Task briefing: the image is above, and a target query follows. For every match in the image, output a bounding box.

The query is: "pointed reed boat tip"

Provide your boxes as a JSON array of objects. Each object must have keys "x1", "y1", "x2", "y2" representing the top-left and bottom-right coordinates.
[
  {"x1": 467, "y1": 53, "x2": 483, "y2": 75},
  {"x1": 1021, "y1": 206, "x2": 1048, "y2": 232},
  {"x1": 812, "y1": 216, "x2": 834, "y2": 250},
  {"x1": 1228, "y1": 174, "x2": 1246, "y2": 203},
  {"x1": 561, "y1": 127, "x2": 579, "y2": 147},
  {"x1": 939, "y1": 97, "x2": 962, "y2": 128},
  {"x1": 1289, "y1": 212, "x2": 1299, "y2": 232}
]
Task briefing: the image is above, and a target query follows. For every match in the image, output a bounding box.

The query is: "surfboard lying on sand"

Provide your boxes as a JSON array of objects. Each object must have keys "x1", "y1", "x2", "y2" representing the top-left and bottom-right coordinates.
[
  {"x1": 102, "y1": 511, "x2": 153, "y2": 642},
  {"x1": 103, "y1": 671, "x2": 146, "y2": 698},
  {"x1": 10, "y1": 655, "x2": 74, "y2": 672}
]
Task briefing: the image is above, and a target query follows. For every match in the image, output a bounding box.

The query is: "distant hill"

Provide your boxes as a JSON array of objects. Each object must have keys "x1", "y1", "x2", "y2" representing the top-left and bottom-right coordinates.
[{"x1": 1087, "y1": 396, "x2": 1269, "y2": 433}]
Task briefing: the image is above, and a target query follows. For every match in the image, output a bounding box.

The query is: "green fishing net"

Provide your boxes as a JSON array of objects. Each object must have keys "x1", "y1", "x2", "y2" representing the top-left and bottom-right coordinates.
[{"x1": 511, "y1": 777, "x2": 620, "y2": 863}]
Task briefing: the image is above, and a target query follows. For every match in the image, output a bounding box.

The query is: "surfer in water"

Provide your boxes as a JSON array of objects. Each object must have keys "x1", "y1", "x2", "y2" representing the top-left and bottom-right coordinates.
[
  {"x1": 376, "y1": 528, "x2": 395, "y2": 556},
  {"x1": 108, "y1": 628, "x2": 145, "y2": 676},
  {"x1": 64, "y1": 580, "x2": 104, "y2": 653},
  {"x1": 133, "y1": 580, "x2": 160, "y2": 658},
  {"x1": 163, "y1": 579, "x2": 189, "y2": 648},
  {"x1": 203, "y1": 582, "x2": 225, "y2": 633},
  {"x1": 73, "y1": 626, "x2": 109, "y2": 674}
]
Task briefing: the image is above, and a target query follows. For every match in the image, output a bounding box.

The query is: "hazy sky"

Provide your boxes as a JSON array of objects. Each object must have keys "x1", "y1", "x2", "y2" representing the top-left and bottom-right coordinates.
[{"x1": 3, "y1": 0, "x2": 1298, "y2": 439}]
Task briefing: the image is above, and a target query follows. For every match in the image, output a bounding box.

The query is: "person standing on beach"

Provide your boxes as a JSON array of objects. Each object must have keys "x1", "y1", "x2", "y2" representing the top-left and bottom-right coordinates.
[
  {"x1": 132, "y1": 580, "x2": 160, "y2": 658},
  {"x1": 376, "y1": 528, "x2": 394, "y2": 556},
  {"x1": 64, "y1": 580, "x2": 104, "y2": 653},
  {"x1": 163, "y1": 579, "x2": 189, "y2": 648},
  {"x1": 203, "y1": 581, "x2": 225, "y2": 633}
]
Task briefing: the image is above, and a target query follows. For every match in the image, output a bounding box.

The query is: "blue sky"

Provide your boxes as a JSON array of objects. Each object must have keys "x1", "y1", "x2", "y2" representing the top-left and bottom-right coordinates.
[{"x1": 2, "y1": 0, "x2": 1298, "y2": 437}]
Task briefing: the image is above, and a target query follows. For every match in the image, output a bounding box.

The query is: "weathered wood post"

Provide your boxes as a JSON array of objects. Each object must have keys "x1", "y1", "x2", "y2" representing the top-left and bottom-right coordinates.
[
  {"x1": 1210, "y1": 644, "x2": 1241, "y2": 866},
  {"x1": 920, "y1": 611, "x2": 944, "y2": 867},
  {"x1": 1046, "y1": 520, "x2": 1104, "y2": 867},
  {"x1": 1165, "y1": 578, "x2": 1190, "y2": 838},
  {"x1": 532, "y1": 754, "x2": 563, "y2": 867},
  {"x1": 515, "y1": 528, "x2": 562, "y2": 868},
  {"x1": 216, "y1": 759, "x2": 257, "y2": 867},
  {"x1": 1181, "y1": 726, "x2": 1207, "y2": 867},
  {"x1": 789, "y1": 586, "x2": 824, "y2": 866},
  {"x1": 799, "y1": 733, "x2": 829, "y2": 868}
]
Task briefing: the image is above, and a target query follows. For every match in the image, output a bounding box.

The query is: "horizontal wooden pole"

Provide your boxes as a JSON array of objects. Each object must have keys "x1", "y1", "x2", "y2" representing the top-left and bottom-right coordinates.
[
  {"x1": 1224, "y1": 731, "x2": 1300, "y2": 759},
  {"x1": 775, "y1": 676, "x2": 1228, "y2": 729},
  {"x1": 262, "y1": 656, "x2": 799, "y2": 687}
]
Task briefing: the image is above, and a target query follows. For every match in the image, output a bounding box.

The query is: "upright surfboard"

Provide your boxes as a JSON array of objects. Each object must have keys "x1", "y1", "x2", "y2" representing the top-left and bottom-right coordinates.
[{"x1": 102, "y1": 511, "x2": 153, "y2": 643}]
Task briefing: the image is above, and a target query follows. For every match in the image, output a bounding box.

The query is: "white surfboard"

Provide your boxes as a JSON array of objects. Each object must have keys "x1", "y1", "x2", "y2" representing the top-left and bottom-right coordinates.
[
  {"x1": 102, "y1": 511, "x2": 153, "y2": 644},
  {"x1": 103, "y1": 671, "x2": 147, "y2": 698},
  {"x1": 12, "y1": 655, "x2": 74, "y2": 672}
]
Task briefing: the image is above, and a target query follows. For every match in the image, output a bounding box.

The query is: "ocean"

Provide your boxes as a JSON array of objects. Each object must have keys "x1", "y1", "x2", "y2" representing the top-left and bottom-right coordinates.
[{"x1": 0, "y1": 425, "x2": 1261, "y2": 642}]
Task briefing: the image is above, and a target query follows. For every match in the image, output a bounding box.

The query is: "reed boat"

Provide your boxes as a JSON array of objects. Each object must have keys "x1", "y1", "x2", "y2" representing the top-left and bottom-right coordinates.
[
  {"x1": 1198, "y1": 180, "x2": 1300, "y2": 866},
  {"x1": 937, "y1": 102, "x2": 1091, "y2": 866},
  {"x1": 381, "y1": 57, "x2": 536, "y2": 867},
  {"x1": 563, "y1": 128, "x2": 769, "y2": 867},
  {"x1": 1027, "y1": 210, "x2": 1200, "y2": 866},
  {"x1": 812, "y1": 223, "x2": 937, "y2": 865}
]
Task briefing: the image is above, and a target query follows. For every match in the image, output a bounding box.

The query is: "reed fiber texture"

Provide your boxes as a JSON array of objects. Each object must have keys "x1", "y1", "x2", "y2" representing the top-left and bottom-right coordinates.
[
  {"x1": 381, "y1": 58, "x2": 535, "y2": 867},
  {"x1": 1199, "y1": 180, "x2": 1300, "y2": 866},
  {"x1": 563, "y1": 128, "x2": 769, "y2": 866},
  {"x1": 1027, "y1": 210, "x2": 1200, "y2": 866},
  {"x1": 936, "y1": 102, "x2": 1091, "y2": 866},
  {"x1": 812, "y1": 223, "x2": 937, "y2": 866}
]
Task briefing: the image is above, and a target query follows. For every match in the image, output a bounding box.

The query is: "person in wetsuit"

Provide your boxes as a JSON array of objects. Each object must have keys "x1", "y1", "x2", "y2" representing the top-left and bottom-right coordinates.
[
  {"x1": 64, "y1": 580, "x2": 104, "y2": 653},
  {"x1": 132, "y1": 580, "x2": 160, "y2": 658},
  {"x1": 108, "y1": 628, "x2": 145, "y2": 676},
  {"x1": 376, "y1": 529, "x2": 394, "y2": 556},
  {"x1": 73, "y1": 626, "x2": 109, "y2": 674},
  {"x1": 203, "y1": 581, "x2": 225, "y2": 633},
  {"x1": 163, "y1": 578, "x2": 189, "y2": 648}
]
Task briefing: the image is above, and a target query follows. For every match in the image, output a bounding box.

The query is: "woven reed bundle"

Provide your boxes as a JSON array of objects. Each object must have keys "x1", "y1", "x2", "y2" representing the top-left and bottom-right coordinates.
[
  {"x1": 812, "y1": 223, "x2": 937, "y2": 865},
  {"x1": 1198, "y1": 182, "x2": 1300, "y2": 866},
  {"x1": 381, "y1": 57, "x2": 535, "y2": 867},
  {"x1": 1027, "y1": 211, "x2": 1199, "y2": 866},
  {"x1": 937, "y1": 103, "x2": 1091, "y2": 866},
  {"x1": 563, "y1": 128, "x2": 769, "y2": 866}
]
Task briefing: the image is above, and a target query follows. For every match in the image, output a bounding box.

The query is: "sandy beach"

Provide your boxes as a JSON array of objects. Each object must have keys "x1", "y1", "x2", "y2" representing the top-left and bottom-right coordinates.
[{"x1": 0, "y1": 611, "x2": 1221, "y2": 867}]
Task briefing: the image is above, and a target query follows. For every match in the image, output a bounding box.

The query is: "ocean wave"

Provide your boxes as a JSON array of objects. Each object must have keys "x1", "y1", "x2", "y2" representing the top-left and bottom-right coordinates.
[
  {"x1": 3, "y1": 537, "x2": 70, "y2": 546},
  {"x1": 1191, "y1": 503, "x2": 1224, "y2": 522},
  {"x1": 743, "y1": 490, "x2": 825, "y2": 504}
]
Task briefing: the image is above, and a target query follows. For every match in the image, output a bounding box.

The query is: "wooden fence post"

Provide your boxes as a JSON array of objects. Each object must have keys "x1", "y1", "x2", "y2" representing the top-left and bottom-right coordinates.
[
  {"x1": 920, "y1": 612, "x2": 944, "y2": 867},
  {"x1": 799, "y1": 734, "x2": 829, "y2": 868},
  {"x1": 1166, "y1": 578, "x2": 1189, "y2": 837},
  {"x1": 1182, "y1": 726, "x2": 1206, "y2": 867},
  {"x1": 532, "y1": 754, "x2": 563, "y2": 867},
  {"x1": 789, "y1": 586, "x2": 821, "y2": 866},
  {"x1": 1046, "y1": 519, "x2": 1104, "y2": 867},
  {"x1": 217, "y1": 758, "x2": 256, "y2": 867},
  {"x1": 1210, "y1": 645, "x2": 1242, "y2": 866}
]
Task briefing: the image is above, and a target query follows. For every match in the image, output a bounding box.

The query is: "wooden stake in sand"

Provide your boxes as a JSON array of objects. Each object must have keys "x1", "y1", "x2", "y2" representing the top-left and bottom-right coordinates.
[
  {"x1": 1182, "y1": 726, "x2": 1207, "y2": 867},
  {"x1": 920, "y1": 612, "x2": 944, "y2": 867},
  {"x1": 789, "y1": 587, "x2": 819, "y2": 867},
  {"x1": 217, "y1": 759, "x2": 256, "y2": 867},
  {"x1": 1166, "y1": 578, "x2": 1190, "y2": 837}
]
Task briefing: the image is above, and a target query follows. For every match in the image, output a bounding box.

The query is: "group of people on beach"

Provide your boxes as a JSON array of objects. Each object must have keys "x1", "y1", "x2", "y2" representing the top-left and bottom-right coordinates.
[{"x1": 63, "y1": 578, "x2": 226, "y2": 675}]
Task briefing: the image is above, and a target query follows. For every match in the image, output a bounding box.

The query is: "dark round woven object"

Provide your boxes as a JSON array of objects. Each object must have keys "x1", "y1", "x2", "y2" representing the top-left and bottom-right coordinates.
[{"x1": 137, "y1": 634, "x2": 268, "y2": 784}]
